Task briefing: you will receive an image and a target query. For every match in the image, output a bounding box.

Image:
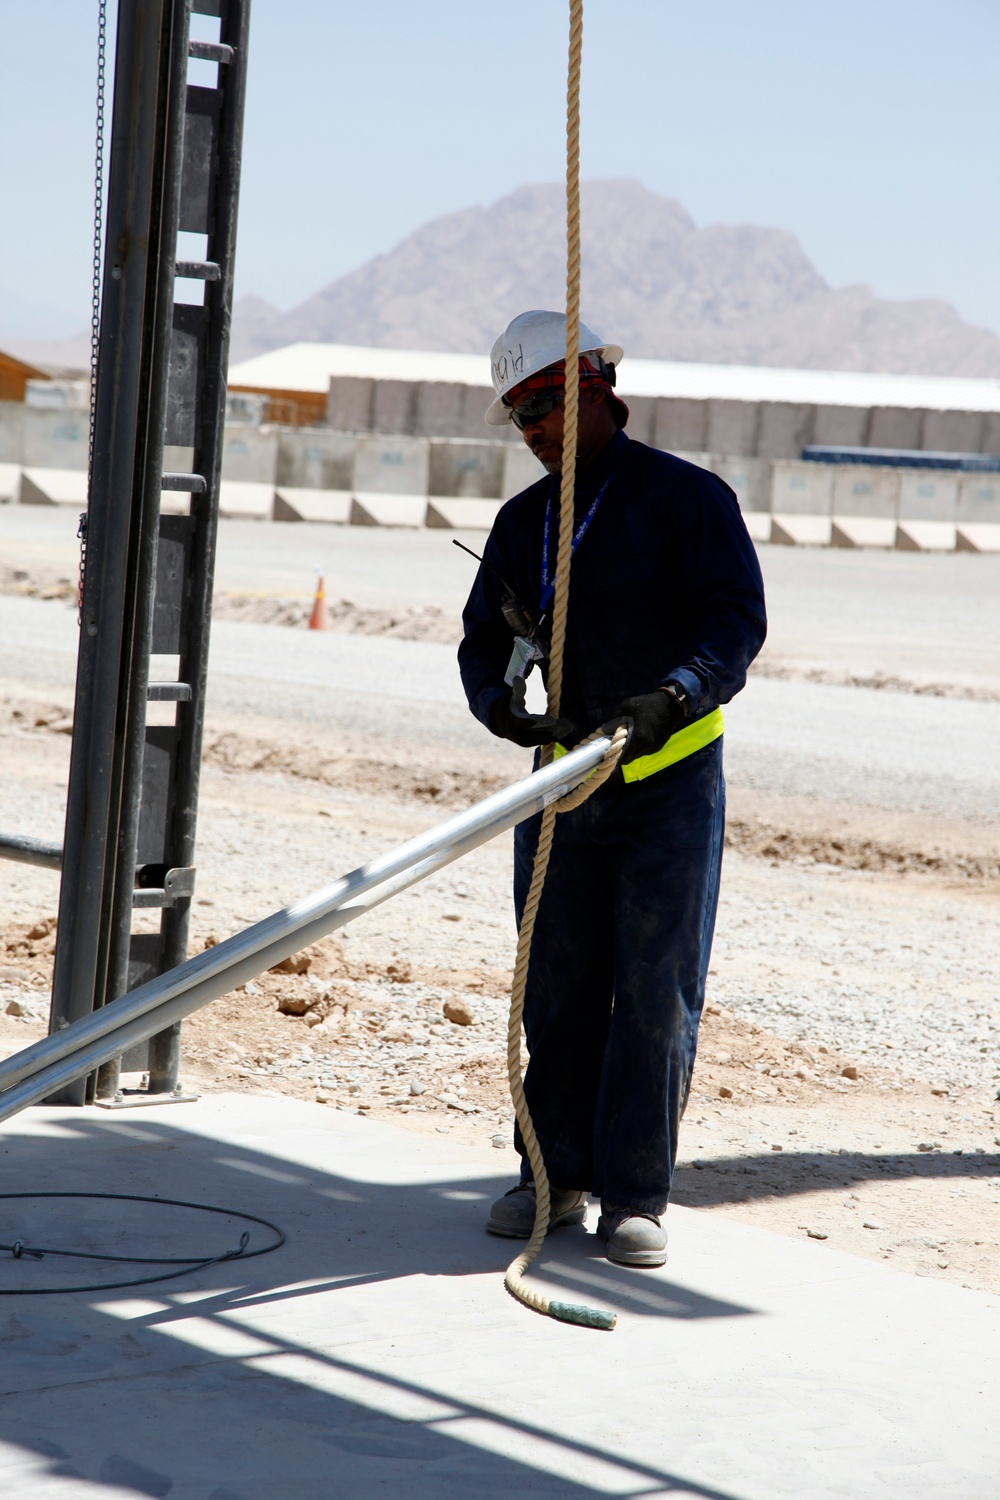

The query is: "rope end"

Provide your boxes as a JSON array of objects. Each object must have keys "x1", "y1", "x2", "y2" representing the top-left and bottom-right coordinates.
[{"x1": 547, "y1": 1299, "x2": 617, "y2": 1331}]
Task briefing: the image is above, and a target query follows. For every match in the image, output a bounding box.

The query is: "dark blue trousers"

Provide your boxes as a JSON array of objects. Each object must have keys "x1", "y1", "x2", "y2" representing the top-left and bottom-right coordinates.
[{"x1": 512, "y1": 739, "x2": 725, "y2": 1216}]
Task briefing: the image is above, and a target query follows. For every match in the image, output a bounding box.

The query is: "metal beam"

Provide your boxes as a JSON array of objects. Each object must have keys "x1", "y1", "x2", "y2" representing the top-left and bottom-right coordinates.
[
  {"x1": 0, "y1": 738, "x2": 612, "y2": 1121},
  {"x1": 0, "y1": 834, "x2": 63, "y2": 872}
]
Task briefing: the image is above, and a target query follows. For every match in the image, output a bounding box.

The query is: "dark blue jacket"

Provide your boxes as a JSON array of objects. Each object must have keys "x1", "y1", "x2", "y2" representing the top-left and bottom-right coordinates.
[{"x1": 458, "y1": 428, "x2": 767, "y2": 736}]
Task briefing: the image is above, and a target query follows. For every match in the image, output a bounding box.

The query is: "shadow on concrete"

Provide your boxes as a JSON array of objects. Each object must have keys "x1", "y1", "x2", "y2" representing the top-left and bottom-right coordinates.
[
  {"x1": 0, "y1": 1111, "x2": 755, "y2": 1499},
  {"x1": 672, "y1": 1148, "x2": 1000, "y2": 1210}
]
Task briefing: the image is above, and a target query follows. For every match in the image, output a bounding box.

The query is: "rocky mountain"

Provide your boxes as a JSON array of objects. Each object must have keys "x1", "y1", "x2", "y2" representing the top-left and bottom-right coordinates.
[{"x1": 229, "y1": 179, "x2": 1000, "y2": 377}]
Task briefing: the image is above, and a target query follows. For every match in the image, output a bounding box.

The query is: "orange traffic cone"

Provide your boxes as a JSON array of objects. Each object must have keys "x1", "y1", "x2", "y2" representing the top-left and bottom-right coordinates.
[{"x1": 308, "y1": 570, "x2": 327, "y2": 631}]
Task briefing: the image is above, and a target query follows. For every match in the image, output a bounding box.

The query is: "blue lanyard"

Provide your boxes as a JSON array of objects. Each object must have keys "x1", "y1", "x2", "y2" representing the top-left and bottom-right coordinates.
[{"x1": 540, "y1": 471, "x2": 616, "y2": 612}]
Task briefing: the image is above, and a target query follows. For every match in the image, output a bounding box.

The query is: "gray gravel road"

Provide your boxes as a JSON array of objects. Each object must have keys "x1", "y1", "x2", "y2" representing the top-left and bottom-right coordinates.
[
  {"x1": 3, "y1": 591, "x2": 998, "y2": 827},
  {"x1": 4, "y1": 505, "x2": 1000, "y2": 693}
]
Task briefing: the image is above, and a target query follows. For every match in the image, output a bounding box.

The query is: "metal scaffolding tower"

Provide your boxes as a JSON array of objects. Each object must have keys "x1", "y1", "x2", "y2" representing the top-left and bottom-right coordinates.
[{"x1": 48, "y1": 0, "x2": 251, "y2": 1104}]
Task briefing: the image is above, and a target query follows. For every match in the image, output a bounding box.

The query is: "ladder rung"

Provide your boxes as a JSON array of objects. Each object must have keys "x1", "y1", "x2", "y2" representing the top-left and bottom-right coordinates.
[
  {"x1": 189, "y1": 40, "x2": 234, "y2": 64},
  {"x1": 161, "y1": 472, "x2": 206, "y2": 493},
  {"x1": 147, "y1": 683, "x2": 192, "y2": 702},
  {"x1": 175, "y1": 260, "x2": 221, "y2": 281}
]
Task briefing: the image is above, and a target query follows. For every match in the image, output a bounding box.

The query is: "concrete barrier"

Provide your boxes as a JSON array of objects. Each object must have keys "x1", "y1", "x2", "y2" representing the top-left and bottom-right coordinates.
[
  {"x1": 771, "y1": 460, "x2": 833, "y2": 515},
  {"x1": 868, "y1": 407, "x2": 925, "y2": 450},
  {"x1": 350, "y1": 492, "x2": 427, "y2": 527},
  {"x1": 653, "y1": 398, "x2": 707, "y2": 453},
  {"x1": 221, "y1": 424, "x2": 279, "y2": 483},
  {"x1": 770, "y1": 514, "x2": 832, "y2": 547},
  {"x1": 352, "y1": 435, "x2": 430, "y2": 496},
  {"x1": 831, "y1": 465, "x2": 898, "y2": 519},
  {"x1": 428, "y1": 439, "x2": 504, "y2": 498},
  {"x1": 425, "y1": 497, "x2": 504, "y2": 530},
  {"x1": 712, "y1": 456, "x2": 769, "y2": 513},
  {"x1": 740, "y1": 512, "x2": 772, "y2": 545},
  {"x1": 756, "y1": 402, "x2": 814, "y2": 460},
  {"x1": 22, "y1": 410, "x2": 89, "y2": 471},
  {"x1": 218, "y1": 481, "x2": 274, "y2": 520},
  {"x1": 706, "y1": 399, "x2": 758, "y2": 456},
  {"x1": 812, "y1": 404, "x2": 868, "y2": 447},
  {"x1": 502, "y1": 444, "x2": 547, "y2": 498},
  {"x1": 621, "y1": 395, "x2": 656, "y2": 445},
  {"x1": 895, "y1": 520, "x2": 956, "y2": 551},
  {"x1": 275, "y1": 429, "x2": 355, "y2": 491},
  {"x1": 956, "y1": 524, "x2": 1000, "y2": 553},
  {"x1": 898, "y1": 471, "x2": 957, "y2": 523},
  {"x1": 957, "y1": 475, "x2": 1000, "y2": 525},
  {"x1": 326, "y1": 376, "x2": 375, "y2": 432},
  {"x1": 273, "y1": 488, "x2": 351, "y2": 524},
  {"x1": 20, "y1": 467, "x2": 89, "y2": 506},
  {"x1": 921, "y1": 409, "x2": 984, "y2": 453},
  {"x1": 0, "y1": 402, "x2": 24, "y2": 463},
  {"x1": 0, "y1": 462, "x2": 20, "y2": 503},
  {"x1": 831, "y1": 517, "x2": 896, "y2": 549}
]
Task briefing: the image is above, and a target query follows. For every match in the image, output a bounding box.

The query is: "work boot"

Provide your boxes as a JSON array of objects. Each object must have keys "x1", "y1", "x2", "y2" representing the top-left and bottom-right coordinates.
[
  {"x1": 597, "y1": 1206, "x2": 668, "y2": 1268},
  {"x1": 486, "y1": 1181, "x2": 588, "y2": 1239}
]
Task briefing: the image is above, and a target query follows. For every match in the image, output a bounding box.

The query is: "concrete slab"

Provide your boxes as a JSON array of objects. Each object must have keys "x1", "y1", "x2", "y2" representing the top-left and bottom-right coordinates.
[
  {"x1": 830, "y1": 516, "x2": 897, "y2": 549},
  {"x1": 770, "y1": 513, "x2": 832, "y2": 547},
  {"x1": 956, "y1": 522, "x2": 1000, "y2": 553},
  {"x1": 0, "y1": 461, "x2": 20, "y2": 503},
  {"x1": 218, "y1": 481, "x2": 275, "y2": 520},
  {"x1": 0, "y1": 1094, "x2": 997, "y2": 1499},
  {"x1": 19, "y1": 466, "x2": 89, "y2": 507},
  {"x1": 426, "y1": 497, "x2": 504, "y2": 530},
  {"x1": 895, "y1": 520, "x2": 957, "y2": 552},
  {"x1": 274, "y1": 487, "x2": 352, "y2": 524},
  {"x1": 350, "y1": 492, "x2": 428, "y2": 528}
]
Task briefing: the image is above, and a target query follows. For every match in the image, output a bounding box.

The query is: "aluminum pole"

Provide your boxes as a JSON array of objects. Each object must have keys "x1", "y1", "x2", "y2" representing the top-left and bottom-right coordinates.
[
  {"x1": 0, "y1": 834, "x2": 63, "y2": 872},
  {"x1": 0, "y1": 736, "x2": 611, "y2": 1114}
]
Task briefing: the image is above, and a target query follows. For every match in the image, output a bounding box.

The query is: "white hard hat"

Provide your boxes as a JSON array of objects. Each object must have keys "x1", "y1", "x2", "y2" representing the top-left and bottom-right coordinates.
[{"x1": 485, "y1": 309, "x2": 624, "y2": 426}]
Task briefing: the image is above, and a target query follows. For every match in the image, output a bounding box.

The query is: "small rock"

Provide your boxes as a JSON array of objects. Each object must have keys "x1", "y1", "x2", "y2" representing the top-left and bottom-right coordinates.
[
  {"x1": 806, "y1": 1229, "x2": 828, "y2": 1241},
  {"x1": 917, "y1": 1142, "x2": 937, "y2": 1153},
  {"x1": 5, "y1": 997, "x2": 37, "y2": 1018},
  {"x1": 409, "y1": 1079, "x2": 425, "y2": 1096},
  {"x1": 304, "y1": 1012, "x2": 325, "y2": 1028},
  {"x1": 26, "y1": 919, "x2": 56, "y2": 941},
  {"x1": 0, "y1": 966, "x2": 30, "y2": 983},
  {"x1": 930, "y1": 1087, "x2": 949, "y2": 1097},
  {"x1": 841, "y1": 1066, "x2": 858, "y2": 1081},
  {"x1": 315, "y1": 1093, "x2": 331, "y2": 1105},
  {"x1": 442, "y1": 913, "x2": 461, "y2": 922},
  {"x1": 863, "y1": 1221, "x2": 885, "y2": 1231},
  {"x1": 491, "y1": 1134, "x2": 508, "y2": 1149},
  {"x1": 443, "y1": 997, "x2": 473, "y2": 1027},
  {"x1": 771, "y1": 1143, "x2": 783, "y2": 1151},
  {"x1": 718, "y1": 1085, "x2": 733, "y2": 1099},
  {"x1": 277, "y1": 996, "x2": 316, "y2": 1017},
  {"x1": 270, "y1": 953, "x2": 311, "y2": 975}
]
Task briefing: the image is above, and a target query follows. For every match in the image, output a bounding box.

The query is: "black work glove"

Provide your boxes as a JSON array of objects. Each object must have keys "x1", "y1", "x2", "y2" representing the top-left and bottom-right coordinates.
[
  {"x1": 489, "y1": 684, "x2": 577, "y2": 749},
  {"x1": 610, "y1": 688, "x2": 686, "y2": 765}
]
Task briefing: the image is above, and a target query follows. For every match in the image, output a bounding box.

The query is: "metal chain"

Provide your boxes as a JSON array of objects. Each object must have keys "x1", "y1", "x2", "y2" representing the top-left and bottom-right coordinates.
[{"x1": 80, "y1": 0, "x2": 108, "y2": 623}]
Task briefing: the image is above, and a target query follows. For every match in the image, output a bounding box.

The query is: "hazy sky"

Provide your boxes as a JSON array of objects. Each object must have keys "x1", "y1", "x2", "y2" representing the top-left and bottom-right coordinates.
[{"x1": 2, "y1": 0, "x2": 999, "y2": 341}]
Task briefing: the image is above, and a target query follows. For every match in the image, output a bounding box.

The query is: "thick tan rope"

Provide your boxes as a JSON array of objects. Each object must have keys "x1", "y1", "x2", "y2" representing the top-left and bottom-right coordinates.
[{"x1": 503, "y1": 0, "x2": 626, "y2": 1331}]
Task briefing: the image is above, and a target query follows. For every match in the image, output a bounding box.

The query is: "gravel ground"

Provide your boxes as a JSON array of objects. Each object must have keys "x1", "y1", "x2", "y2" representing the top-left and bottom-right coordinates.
[{"x1": 0, "y1": 515, "x2": 997, "y2": 1294}]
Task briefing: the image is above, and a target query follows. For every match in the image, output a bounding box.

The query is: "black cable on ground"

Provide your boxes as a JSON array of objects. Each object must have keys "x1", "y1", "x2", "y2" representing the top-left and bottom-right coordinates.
[{"x1": 0, "y1": 1192, "x2": 285, "y2": 1295}]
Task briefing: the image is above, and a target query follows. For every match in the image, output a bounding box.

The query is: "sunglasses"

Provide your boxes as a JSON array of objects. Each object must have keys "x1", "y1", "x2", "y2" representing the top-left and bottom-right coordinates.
[{"x1": 508, "y1": 389, "x2": 564, "y2": 431}]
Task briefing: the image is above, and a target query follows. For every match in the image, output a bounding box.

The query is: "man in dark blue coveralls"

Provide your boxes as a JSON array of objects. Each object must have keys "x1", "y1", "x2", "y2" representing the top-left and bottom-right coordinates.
[{"x1": 459, "y1": 310, "x2": 767, "y2": 1267}]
